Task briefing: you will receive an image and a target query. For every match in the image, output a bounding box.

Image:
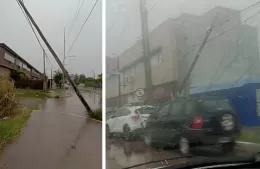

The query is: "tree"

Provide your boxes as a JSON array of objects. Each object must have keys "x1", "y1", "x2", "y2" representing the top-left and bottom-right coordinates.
[
  {"x1": 73, "y1": 74, "x2": 80, "y2": 85},
  {"x1": 10, "y1": 70, "x2": 28, "y2": 81},
  {"x1": 53, "y1": 70, "x2": 63, "y2": 88},
  {"x1": 79, "y1": 74, "x2": 86, "y2": 84},
  {"x1": 97, "y1": 73, "x2": 102, "y2": 83}
]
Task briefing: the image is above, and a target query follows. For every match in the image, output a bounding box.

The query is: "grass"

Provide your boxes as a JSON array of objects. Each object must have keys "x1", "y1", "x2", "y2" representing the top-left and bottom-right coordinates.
[
  {"x1": 238, "y1": 131, "x2": 260, "y2": 143},
  {"x1": 14, "y1": 89, "x2": 52, "y2": 99},
  {"x1": 88, "y1": 109, "x2": 102, "y2": 121},
  {"x1": 0, "y1": 107, "x2": 37, "y2": 154}
]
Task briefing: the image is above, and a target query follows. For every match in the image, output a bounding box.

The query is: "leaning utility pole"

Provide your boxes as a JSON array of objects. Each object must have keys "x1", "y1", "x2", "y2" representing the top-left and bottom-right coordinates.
[
  {"x1": 178, "y1": 22, "x2": 214, "y2": 96},
  {"x1": 17, "y1": 0, "x2": 93, "y2": 113},
  {"x1": 117, "y1": 56, "x2": 121, "y2": 107},
  {"x1": 62, "y1": 27, "x2": 66, "y2": 89},
  {"x1": 43, "y1": 49, "x2": 46, "y2": 92},
  {"x1": 140, "y1": 0, "x2": 153, "y2": 103}
]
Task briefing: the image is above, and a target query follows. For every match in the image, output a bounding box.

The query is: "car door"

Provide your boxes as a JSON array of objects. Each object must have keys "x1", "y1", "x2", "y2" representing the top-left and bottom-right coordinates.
[
  {"x1": 164, "y1": 101, "x2": 186, "y2": 145},
  {"x1": 152, "y1": 102, "x2": 172, "y2": 145},
  {"x1": 114, "y1": 108, "x2": 132, "y2": 133},
  {"x1": 109, "y1": 109, "x2": 122, "y2": 133}
]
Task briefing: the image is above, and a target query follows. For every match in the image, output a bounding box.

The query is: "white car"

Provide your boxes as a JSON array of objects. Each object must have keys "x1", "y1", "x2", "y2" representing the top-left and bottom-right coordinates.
[{"x1": 106, "y1": 105, "x2": 156, "y2": 140}]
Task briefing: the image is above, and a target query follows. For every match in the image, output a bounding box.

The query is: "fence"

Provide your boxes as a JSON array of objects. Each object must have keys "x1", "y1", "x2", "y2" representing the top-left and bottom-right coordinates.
[{"x1": 14, "y1": 79, "x2": 46, "y2": 90}]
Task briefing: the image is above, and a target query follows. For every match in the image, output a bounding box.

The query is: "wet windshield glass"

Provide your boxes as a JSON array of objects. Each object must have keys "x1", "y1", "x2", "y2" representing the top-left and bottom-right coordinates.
[
  {"x1": 203, "y1": 99, "x2": 232, "y2": 111},
  {"x1": 136, "y1": 107, "x2": 156, "y2": 114},
  {"x1": 106, "y1": 0, "x2": 260, "y2": 168}
]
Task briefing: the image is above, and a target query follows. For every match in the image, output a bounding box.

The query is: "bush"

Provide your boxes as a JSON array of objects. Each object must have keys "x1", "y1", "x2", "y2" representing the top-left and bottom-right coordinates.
[
  {"x1": 0, "y1": 76, "x2": 19, "y2": 118},
  {"x1": 88, "y1": 109, "x2": 102, "y2": 121}
]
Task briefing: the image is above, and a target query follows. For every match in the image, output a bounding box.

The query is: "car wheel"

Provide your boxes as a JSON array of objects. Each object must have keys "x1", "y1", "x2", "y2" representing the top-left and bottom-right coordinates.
[
  {"x1": 179, "y1": 137, "x2": 190, "y2": 155},
  {"x1": 221, "y1": 142, "x2": 235, "y2": 154},
  {"x1": 143, "y1": 133, "x2": 153, "y2": 146},
  {"x1": 123, "y1": 125, "x2": 132, "y2": 141}
]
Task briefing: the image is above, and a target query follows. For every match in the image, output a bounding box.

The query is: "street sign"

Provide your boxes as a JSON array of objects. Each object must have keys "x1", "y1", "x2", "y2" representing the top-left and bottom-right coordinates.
[{"x1": 135, "y1": 88, "x2": 144, "y2": 97}]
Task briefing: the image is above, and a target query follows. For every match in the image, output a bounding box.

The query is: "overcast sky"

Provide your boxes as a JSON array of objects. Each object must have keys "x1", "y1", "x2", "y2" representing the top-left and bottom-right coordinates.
[
  {"x1": 106, "y1": 0, "x2": 260, "y2": 57},
  {"x1": 0, "y1": 0, "x2": 101, "y2": 77}
]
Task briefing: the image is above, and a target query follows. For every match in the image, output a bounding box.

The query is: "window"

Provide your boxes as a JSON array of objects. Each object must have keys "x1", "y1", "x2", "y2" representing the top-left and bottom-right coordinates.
[
  {"x1": 203, "y1": 99, "x2": 232, "y2": 112},
  {"x1": 4, "y1": 52, "x2": 15, "y2": 63},
  {"x1": 184, "y1": 101, "x2": 198, "y2": 115},
  {"x1": 158, "y1": 103, "x2": 171, "y2": 117},
  {"x1": 114, "y1": 109, "x2": 122, "y2": 117},
  {"x1": 16, "y1": 59, "x2": 23, "y2": 67},
  {"x1": 170, "y1": 101, "x2": 184, "y2": 115},
  {"x1": 136, "y1": 107, "x2": 156, "y2": 114},
  {"x1": 121, "y1": 108, "x2": 131, "y2": 116}
]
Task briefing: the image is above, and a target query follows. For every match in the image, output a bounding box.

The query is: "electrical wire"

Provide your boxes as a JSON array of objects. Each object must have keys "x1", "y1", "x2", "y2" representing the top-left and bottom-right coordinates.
[
  {"x1": 179, "y1": 4, "x2": 260, "y2": 67},
  {"x1": 16, "y1": 0, "x2": 55, "y2": 70},
  {"x1": 67, "y1": 0, "x2": 99, "y2": 54},
  {"x1": 66, "y1": 0, "x2": 85, "y2": 42}
]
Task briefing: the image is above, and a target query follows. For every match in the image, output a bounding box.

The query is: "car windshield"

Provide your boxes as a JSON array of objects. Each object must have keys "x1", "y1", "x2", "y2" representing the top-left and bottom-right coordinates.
[{"x1": 106, "y1": 0, "x2": 260, "y2": 168}]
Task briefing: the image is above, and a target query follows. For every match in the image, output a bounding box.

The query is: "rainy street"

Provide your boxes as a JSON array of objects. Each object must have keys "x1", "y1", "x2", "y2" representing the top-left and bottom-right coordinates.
[
  {"x1": 0, "y1": 90, "x2": 101, "y2": 169},
  {"x1": 106, "y1": 137, "x2": 252, "y2": 169}
]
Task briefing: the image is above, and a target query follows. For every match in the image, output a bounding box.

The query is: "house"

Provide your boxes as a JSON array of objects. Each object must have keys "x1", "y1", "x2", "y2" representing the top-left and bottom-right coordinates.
[{"x1": 0, "y1": 43, "x2": 42, "y2": 80}]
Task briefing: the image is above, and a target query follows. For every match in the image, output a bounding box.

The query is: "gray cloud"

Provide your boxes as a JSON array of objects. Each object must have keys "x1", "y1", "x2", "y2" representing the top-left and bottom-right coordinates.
[{"x1": 0, "y1": 0, "x2": 101, "y2": 77}]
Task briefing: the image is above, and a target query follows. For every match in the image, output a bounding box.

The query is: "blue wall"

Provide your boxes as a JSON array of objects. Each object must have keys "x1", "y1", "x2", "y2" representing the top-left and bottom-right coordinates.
[{"x1": 190, "y1": 82, "x2": 260, "y2": 126}]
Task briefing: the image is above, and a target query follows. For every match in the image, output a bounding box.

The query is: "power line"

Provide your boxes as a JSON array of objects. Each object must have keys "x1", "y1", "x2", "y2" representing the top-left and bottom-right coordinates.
[
  {"x1": 16, "y1": 0, "x2": 93, "y2": 112},
  {"x1": 17, "y1": 0, "x2": 55, "y2": 70},
  {"x1": 67, "y1": 0, "x2": 99, "y2": 54},
  {"x1": 67, "y1": 0, "x2": 85, "y2": 42},
  {"x1": 180, "y1": 4, "x2": 260, "y2": 64}
]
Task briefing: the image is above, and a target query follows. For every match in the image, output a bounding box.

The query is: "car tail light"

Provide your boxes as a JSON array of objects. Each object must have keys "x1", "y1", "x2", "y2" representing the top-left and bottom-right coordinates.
[
  {"x1": 131, "y1": 114, "x2": 139, "y2": 121},
  {"x1": 192, "y1": 116, "x2": 204, "y2": 129}
]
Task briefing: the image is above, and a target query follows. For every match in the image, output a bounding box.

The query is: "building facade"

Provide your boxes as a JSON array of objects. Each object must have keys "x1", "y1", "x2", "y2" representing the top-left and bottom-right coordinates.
[
  {"x1": 0, "y1": 43, "x2": 42, "y2": 80},
  {"x1": 106, "y1": 6, "x2": 259, "y2": 107}
]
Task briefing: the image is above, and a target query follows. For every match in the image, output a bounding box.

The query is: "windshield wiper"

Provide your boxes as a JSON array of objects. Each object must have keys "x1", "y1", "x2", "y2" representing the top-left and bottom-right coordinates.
[
  {"x1": 122, "y1": 155, "x2": 192, "y2": 169},
  {"x1": 123, "y1": 155, "x2": 258, "y2": 169}
]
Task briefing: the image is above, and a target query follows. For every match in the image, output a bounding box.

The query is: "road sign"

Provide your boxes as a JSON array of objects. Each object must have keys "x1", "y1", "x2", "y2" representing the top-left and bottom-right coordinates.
[{"x1": 135, "y1": 88, "x2": 144, "y2": 97}]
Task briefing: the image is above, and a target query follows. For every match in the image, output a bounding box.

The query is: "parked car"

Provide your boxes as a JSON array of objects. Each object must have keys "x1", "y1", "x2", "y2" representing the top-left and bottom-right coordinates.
[
  {"x1": 106, "y1": 105, "x2": 157, "y2": 140},
  {"x1": 142, "y1": 96, "x2": 241, "y2": 155}
]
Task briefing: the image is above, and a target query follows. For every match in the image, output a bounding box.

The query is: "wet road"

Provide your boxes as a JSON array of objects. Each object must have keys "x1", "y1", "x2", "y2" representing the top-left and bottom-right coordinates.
[
  {"x1": 0, "y1": 91, "x2": 101, "y2": 169},
  {"x1": 106, "y1": 137, "x2": 251, "y2": 169}
]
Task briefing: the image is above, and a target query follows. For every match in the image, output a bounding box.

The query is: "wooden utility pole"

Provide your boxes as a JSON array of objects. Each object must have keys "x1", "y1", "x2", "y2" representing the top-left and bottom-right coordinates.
[
  {"x1": 43, "y1": 49, "x2": 46, "y2": 92},
  {"x1": 50, "y1": 69, "x2": 53, "y2": 89},
  {"x1": 140, "y1": 0, "x2": 153, "y2": 103},
  {"x1": 117, "y1": 57, "x2": 121, "y2": 106},
  {"x1": 62, "y1": 27, "x2": 66, "y2": 89},
  {"x1": 17, "y1": 0, "x2": 93, "y2": 113},
  {"x1": 178, "y1": 22, "x2": 214, "y2": 96}
]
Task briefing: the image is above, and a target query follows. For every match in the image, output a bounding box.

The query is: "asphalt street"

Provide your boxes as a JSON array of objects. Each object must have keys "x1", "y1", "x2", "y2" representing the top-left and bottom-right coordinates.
[{"x1": 106, "y1": 137, "x2": 255, "y2": 169}]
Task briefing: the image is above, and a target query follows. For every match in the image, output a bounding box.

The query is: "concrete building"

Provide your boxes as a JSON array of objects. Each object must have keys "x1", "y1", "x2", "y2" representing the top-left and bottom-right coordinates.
[
  {"x1": 106, "y1": 6, "x2": 259, "y2": 107},
  {"x1": 0, "y1": 43, "x2": 42, "y2": 79}
]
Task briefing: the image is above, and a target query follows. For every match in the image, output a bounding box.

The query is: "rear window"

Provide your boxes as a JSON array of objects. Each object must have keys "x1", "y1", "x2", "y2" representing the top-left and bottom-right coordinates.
[
  {"x1": 203, "y1": 99, "x2": 232, "y2": 111},
  {"x1": 136, "y1": 107, "x2": 156, "y2": 114}
]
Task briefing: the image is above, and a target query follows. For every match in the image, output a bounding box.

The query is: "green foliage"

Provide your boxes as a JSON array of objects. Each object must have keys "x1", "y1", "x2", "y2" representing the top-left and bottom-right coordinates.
[
  {"x1": 97, "y1": 73, "x2": 102, "y2": 83},
  {"x1": 0, "y1": 107, "x2": 36, "y2": 153},
  {"x1": 10, "y1": 70, "x2": 28, "y2": 81},
  {"x1": 53, "y1": 70, "x2": 63, "y2": 88},
  {"x1": 0, "y1": 76, "x2": 19, "y2": 118},
  {"x1": 88, "y1": 109, "x2": 102, "y2": 121},
  {"x1": 84, "y1": 77, "x2": 95, "y2": 87}
]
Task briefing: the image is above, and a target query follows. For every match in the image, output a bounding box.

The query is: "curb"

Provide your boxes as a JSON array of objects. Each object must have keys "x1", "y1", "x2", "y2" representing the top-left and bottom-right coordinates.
[
  {"x1": 235, "y1": 141, "x2": 260, "y2": 153},
  {"x1": 88, "y1": 118, "x2": 102, "y2": 123}
]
